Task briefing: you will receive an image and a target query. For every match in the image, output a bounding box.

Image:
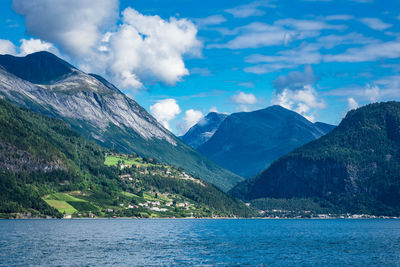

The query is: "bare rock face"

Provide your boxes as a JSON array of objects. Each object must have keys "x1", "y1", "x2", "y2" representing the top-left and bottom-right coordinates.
[
  {"x1": 0, "y1": 143, "x2": 66, "y2": 173},
  {"x1": 0, "y1": 52, "x2": 243, "y2": 191},
  {"x1": 0, "y1": 64, "x2": 176, "y2": 145}
]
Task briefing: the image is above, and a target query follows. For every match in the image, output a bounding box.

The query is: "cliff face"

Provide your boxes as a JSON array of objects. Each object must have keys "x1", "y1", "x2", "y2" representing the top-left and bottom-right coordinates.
[
  {"x1": 0, "y1": 52, "x2": 243, "y2": 191},
  {"x1": 230, "y1": 102, "x2": 400, "y2": 214},
  {"x1": 0, "y1": 143, "x2": 66, "y2": 173},
  {"x1": 0, "y1": 58, "x2": 175, "y2": 145}
]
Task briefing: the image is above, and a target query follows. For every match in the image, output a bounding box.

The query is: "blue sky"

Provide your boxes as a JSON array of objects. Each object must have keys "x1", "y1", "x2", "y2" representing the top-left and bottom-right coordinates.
[{"x1": 0, "y1": 0, "x2": 399, "y2": 134}]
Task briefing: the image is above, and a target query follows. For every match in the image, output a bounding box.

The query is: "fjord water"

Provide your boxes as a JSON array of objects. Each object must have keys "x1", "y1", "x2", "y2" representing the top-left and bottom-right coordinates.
[{"x1": 1, "y1": 219, "x2": 399, "y2": 266}]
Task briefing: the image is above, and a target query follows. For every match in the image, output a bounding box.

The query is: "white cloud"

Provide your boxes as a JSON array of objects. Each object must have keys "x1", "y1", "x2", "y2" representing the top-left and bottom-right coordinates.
[
  {"x1": 190, "y1": 67, "x2": 211, "y2": 76},
  {"x1": 194, "y1": 15, "x2": 226, "y2": 27},
  {"x1": 209, "y1": 23, "x2": 292, "y2": 49},
  {"x1": 325, "y1": 15, "x2": 354, "y2": 21},
  {"x1": 231, "y1": 91, "x2": 258, "y2": 112},
  {"x1": 246, "y1": 44, "x2": 321, "y2": 66},
  {"x1": 325, "y1": 77, "x2": 398, "y2": 104},
  {"x1": 209, "y1": 106, "x2": 219, "y2": 113},
  {"x1": 324, "y1": 40, "x2": 400, "y2": 62},
  {"x1": 364, "y1": 84, "x2": 380, "y2": 102},
  {"x1": 177, "y1": 109, "x2": 204, "y2": 135},
  {"x1": 209, "y1": 18, "x2": 343, "y2": 50},
  {"x1": 225, "y1": 1, "x2": 274, "y2": 18},
  {"x1": 0, "y1": 39, "x2": 17, "y2": 55},
  {"x1": 18, "y1": 38, "x2": 60, "y2": 56},
  {"x1": 347, "y1": 97, "x2": 359, "y2": 110},
  {"x1": 271, "y1": 66, "x2": 326, "y2": 121},
  {"x1": 238, "y1": 82, "x2": 255, "y2": 88},
  {"x1": 244, "y1": 63, "x2": 296, "y2": 74},
  {"x1": 272, "y1": 65, "x2": 316, "y2": 90},
  {"x1": 317, "y1": 33, "x2": 377, "y2": 49},
  {"x1": 150, "y1": 99, "x2": 181, "y2": 131},
  {"x1": 232, "y1": 91, "x2": 257, "y2": 105},
  {"x1": 102, "y1": 8, "x2": 202, "y2": 89},
  {"x1": 359, "y1": 17, "x2": 392, "y2": 30},
  {"x1": 0, "y1": 38, "x2": 60, "y2": 57},
  {"x1": 275, "y1": 18, "x2": 345, "y2": 31},
  {"x1": 13, "y1": 1, "x2": 202, "y2": 90},
  {"x1": 12, "y1": 0, "x2": 119, "y2": 57},
  {"x1": 243, "y1": 32, "x2": 378, "y2": 72},
  {"x1": 272, "y1": 85, "x2": 325, "y2": 122}
]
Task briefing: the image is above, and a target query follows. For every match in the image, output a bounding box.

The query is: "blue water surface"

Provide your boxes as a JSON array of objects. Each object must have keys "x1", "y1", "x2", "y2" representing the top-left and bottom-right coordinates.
[{"x1": 0, "y1": 219, "x2": 399, "y2": 266}]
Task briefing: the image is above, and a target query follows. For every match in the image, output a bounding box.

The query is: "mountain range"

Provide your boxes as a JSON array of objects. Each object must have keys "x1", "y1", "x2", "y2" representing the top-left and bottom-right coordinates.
[
  {"x1": 0, "y1": 51, "x2": 243, "y2": 191},
  {"x1": 195, "y1": 106, "x2": 335, "y2": 178},
  {"x1": 230, "y1": 102, "x2": 400, "y2": 215},
  {"x1": 180, "y1": 112, "x2": 228, "y2": 148},
  {"x1": 0, "y1": 98, "x2": 253, "y2": 218}
]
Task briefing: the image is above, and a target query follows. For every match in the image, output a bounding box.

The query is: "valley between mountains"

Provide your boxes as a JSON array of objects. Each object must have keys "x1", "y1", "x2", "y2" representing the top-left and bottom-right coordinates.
[{"x1": 0, "y1": 52, "x2": 399, "y2": 219}]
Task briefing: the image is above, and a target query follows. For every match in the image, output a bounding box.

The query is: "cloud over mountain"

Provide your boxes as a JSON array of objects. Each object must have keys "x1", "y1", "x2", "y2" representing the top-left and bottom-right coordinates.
[
  {"x1": 271, "y1": 65, "x2": 325, "y2": 121},
  {"x1": 12, "y1": 0, "x2": 202, "y2": 90}
]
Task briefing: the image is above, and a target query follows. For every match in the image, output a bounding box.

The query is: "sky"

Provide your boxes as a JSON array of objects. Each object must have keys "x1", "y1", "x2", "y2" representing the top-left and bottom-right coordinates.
[{"x1": 0, "y1": 0, "x2": 399, "y2": 135}]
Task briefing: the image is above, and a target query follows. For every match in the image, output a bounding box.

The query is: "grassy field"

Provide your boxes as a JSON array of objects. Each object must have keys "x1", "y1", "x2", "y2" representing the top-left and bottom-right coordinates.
[
  {"x1": 43, "y1": 193, "x2": 97, "y2": 215},
  {"x1": 46, "y1": 192, "x2": 86, "y2": 202},
  {"x1": 104, "y1": 155, "x2": 156, "y2": 167},
  {"x1": 44, "y1": 199, "x2": 78, "y2": 214}
]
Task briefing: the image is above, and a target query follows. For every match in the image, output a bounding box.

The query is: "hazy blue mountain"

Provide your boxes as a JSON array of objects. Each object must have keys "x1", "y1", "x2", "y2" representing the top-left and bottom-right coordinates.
[
  {"x1": 197, "y1": 105, "x2": 335, "y2": 178},
  {"x1": 230, "y1": 102, "x2": 400, "y2": 215},
  {"x1": 0, "y1": 51, "x2": 243, "y2": 191},
  {"x1": 180, "y1": 112, "x2": 228, "y2": 148}
]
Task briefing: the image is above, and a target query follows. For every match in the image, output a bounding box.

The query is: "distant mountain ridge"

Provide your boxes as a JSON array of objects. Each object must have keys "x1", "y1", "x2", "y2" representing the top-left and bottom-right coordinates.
[
  {"x1": 230, "y1": 102, "x2": 400, "y2": 215},
  {"x1": 180, "y1": 112, "x2": 228, "y2": 148},
  {"x1": 197, "y1": 105, "x2": 335, "y2": 178},
  {"x1": 0, "y1": 51, "x2": 243, "y2": 191}
]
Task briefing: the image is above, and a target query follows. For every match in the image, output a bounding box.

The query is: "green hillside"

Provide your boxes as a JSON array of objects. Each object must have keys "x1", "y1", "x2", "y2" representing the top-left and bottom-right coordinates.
[
  {"x1": 231, "y1": 102, "x2": 400, "y2": 216},
  {"x1": 0, "y1": 99, "x2": 253, "y2": 218}
]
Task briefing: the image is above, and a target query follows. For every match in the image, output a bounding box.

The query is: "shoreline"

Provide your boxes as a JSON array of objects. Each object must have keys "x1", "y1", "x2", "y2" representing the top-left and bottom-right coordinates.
[{"x1": 1, "y1": 216, "x2": 399, "y2": 220}]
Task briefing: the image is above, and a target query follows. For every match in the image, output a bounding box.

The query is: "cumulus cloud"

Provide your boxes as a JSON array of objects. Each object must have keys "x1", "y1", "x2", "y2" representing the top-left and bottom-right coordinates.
[
  {"x1": 0, "y1": 39, "x2": 17, "y2": 55},
  {"x1": 19, "y1": 38, "x2": 60, "y2": 56},
  {"x1": 95, "y1": 8, "x2": 202, "y2": 89},
  {"x1": 12, "y1": 0, "x2": 202, "y2": 90},
  {"x1": 12, "y1": 0, "x2": 119, "y2": 57},
  {"x1": 0, "y1": 38, "x2": 60, "y2": 57},
  {"x1": 150, "y1": 99, "x2": 181, "y2": 131},
  {"x1": 232, "y1": 91, "x2": 257, "y2": 105},
  {"x1": 231, "y1": 91, "x2": 258, "y2": 111},
  {"x1": 359, "y1": 18, "x2": 392, "y2": 30},
  {"x1": 177, "y1": 109, "x2": 204, "y2": 135},
  {"x1": 271, "y1": 66, "x2": 326, "y2": 121}
]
